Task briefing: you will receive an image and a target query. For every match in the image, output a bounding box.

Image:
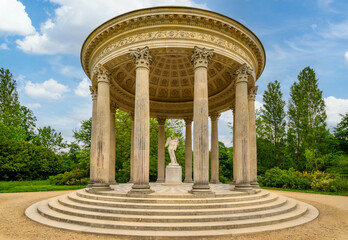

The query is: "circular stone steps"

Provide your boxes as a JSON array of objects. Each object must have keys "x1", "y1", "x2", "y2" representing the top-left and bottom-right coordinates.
[{"x1": 25, "y1": 183, "x2": 319, "y2": 238}]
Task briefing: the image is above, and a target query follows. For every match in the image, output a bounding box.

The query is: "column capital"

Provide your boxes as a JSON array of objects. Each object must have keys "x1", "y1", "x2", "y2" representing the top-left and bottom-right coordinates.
[
  {"x1": 89, "y1": 85, "x2": 97, "y2": 100},
  {"x1": 248, "y1": 86, "x2": 258, "y2": 100},
  {"x1": 110, "y1": 102, "x2": 119, "y2": 112},
  {"x1": 157, "y1": 117, "x2": 166, "y2": 125},
  {"x1": 210, "y1": 112, "x2": 221, "y2": 121},
  {"x1": 184, "y1": 117, "x2": 193, "y2": 125},
  {"x1": 93, "y1": 64, "x2": 111, "y2": 83},
  {"x1": 129, "y1": 46, "x2": 152, "y2": 69},
  {"x1": 191, "y1": 46, "x2": 213, "y2": 69},
  {"x1": 234, "y1": 63, "x2": 253, "y2": 84}
]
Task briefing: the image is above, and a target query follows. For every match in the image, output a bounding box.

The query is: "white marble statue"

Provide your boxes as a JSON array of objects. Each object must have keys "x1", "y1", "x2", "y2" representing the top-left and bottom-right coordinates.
[{"x1": 165, "y1": 137, "x2": 179, "y2": 165}]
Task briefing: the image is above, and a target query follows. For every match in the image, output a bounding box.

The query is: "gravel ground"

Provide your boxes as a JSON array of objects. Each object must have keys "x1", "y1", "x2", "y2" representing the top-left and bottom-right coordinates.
[{"x1": 0, "y1": 190, "x2": 347, "y2": 240}]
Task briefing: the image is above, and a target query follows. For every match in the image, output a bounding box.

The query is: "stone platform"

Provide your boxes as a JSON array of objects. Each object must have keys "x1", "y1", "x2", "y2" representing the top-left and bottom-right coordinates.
[{"x1": 25, "y1": 183, "x2": 319, "y2": 238}]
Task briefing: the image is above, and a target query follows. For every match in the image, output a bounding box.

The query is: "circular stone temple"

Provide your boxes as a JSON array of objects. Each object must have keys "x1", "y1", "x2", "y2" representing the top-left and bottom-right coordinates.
[{"x1": 26, "y1": 6, "x2": 318, "y2": 237}]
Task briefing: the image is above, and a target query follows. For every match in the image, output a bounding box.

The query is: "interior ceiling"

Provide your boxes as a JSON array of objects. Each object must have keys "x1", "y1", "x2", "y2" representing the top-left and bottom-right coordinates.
[{"x1": 109, "y1": 54, "x2": 239, "y2": 103}]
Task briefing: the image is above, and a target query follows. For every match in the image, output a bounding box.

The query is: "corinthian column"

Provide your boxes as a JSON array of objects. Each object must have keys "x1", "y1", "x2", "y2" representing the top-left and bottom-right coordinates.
[
  {"x1": 87, "y1": 86, "x2": 97, "y2": 188},
  {"x1": 249, "y1": 86, "x2": 259, "y2": 188},
  {"x1": 210, "y1": 112, "x2": 221, "y2": 184},
  {"x1": 184, "y1": 117, "x2": 193, "y2": 183},
  {"x1": 92, "y1": 64, "x2": 111, "y2": 190},
  {"x1": 234, "y1": 63, "x2": 253, "y2": 192},
  {"x1": 156, "y1": 117, "x2": 166, "y2": 183},
  {"x1": 128, "y1": 112, "x2": 134, "y2": 183},
  {"x1": 231, "y1": 105, "x2": 236, "y2": 186},
  {"x1": 109, "y1": 103, "x2": 118, "y2": 185},
  {"x1": 190, "y1": 46, "x2": 214, "y2": 195},
  {"x1": 128, "y1": 47, "x2": 153, "y2": 194}
]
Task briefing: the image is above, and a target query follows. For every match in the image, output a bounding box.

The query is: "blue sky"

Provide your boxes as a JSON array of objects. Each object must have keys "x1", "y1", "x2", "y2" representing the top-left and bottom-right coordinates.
[{"x1": 1, "y1": 0, "x2": 348, "y2": 146}]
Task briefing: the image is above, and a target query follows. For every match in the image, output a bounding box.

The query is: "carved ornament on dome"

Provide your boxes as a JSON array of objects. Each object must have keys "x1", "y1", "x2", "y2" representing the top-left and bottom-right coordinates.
[
  {"x1": 248, "y1": 86, "x2": 258, "y2": 100},
  {"x1": 91, "y1": 30, "x2": 253, "y2": 71},
  {"x1": 129, "y1": 46, "x2": 152, "y2": 69},
  {"x1": 191, "y1": 46, "x2": 214, "y2": 69}
]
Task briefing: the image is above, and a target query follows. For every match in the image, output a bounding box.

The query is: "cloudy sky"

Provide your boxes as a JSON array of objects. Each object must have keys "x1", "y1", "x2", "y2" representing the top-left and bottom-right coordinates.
[{"x1": 0, "y1": 0, "x2": 348, "y2": 146}]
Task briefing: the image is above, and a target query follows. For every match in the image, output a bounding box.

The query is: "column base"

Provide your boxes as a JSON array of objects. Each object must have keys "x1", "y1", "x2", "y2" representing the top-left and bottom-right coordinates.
[
  {"x1": 234, "y1": 183, "x2": 255, "y2": 194},
  {"x1": 156, "y1": 179, "x2": 165, "y2": 183},
  {"x1": 127, "y1": 183, "x2": 154, "y2": 196},
  {"x1": 210, "y1": 180, "x2": 221, "y2": 184},
  {"x1": 189, "y1": 183, "x2": 215, "y2": 197},
  {"x1": 183, "y1": 179, "x2": 193, "y2": 183},
  {"x1": 86, "y1": 181, "x2": 94, "y2": 188},
  {"x1": 128, "y1": 178, "x2": 133, "y2": 183},
  {"x1": 251, "y1": 181, "x2": 260, "y2": 189},
  {"x1": 91, "y1": 183, "x2": 112, "y2": 191},
  {"x1": 109, "y1": 180, "x2": 118, "y2": 185}
]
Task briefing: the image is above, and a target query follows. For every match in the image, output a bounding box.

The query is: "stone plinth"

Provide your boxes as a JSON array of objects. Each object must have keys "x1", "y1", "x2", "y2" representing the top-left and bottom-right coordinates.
[{"x1": 165, "y1": 164, "x2": 182, "y2": 184}]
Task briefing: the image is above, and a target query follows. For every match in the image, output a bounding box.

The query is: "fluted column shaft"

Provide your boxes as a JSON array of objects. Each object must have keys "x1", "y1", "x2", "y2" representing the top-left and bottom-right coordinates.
[
  {"x1": 129, "y1": 112, "x2": 134, "y2": 183},
  {"x1": 93, "y1": 64, "x2": 111, "y2": 189},
  {"x1": 210, "y1": 112, "x2": 220, "y2": 184},
  {"x1": 234, "y1": 64, "x2": 253, "y2": 191},
  {"x1": 157, "y1": 117, "x2": 166, "y2": 183},
  {"x1": 109, "y1": 104, "x2": 117, "y2": 184},
  {"x1": 249, "y1": 87, "x2": 259, "y2": 188},
  {"x1": 129, "y1": 47, "x2": 152, "y2": 193},
  {"x1": 191, "y1": 46, "x2": 213, "y2": 193},
  {"x1": 232, "y1": 107, "x2": 236, "y2": 185},
  {"x1": 184, "y1": 117, "x2": 193, "y2": 183},
  {"x1": 87, "y1": 86, "x2": 97, "y2": 187}
]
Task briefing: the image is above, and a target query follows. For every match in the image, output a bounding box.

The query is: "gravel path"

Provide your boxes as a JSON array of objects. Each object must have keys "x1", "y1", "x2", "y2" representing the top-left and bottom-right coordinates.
[{"x1": 0, "y1": 190, "x2": 347, "y2": 240}]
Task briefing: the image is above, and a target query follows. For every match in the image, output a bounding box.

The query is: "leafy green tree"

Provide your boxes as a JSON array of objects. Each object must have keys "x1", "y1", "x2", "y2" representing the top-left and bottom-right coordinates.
[
  {"x1": 334, "y1": 113, "x2": 348, "y2": 154},
  {"x1": 73, "y1": 118, "x2": 92, "y2": 149},
  {"x1": 33, "y1": 126, "x2": 66, "y2": 153},
  {"x1": 261, "y1": 80, "x2": 286, "y2": 167},
  {"x1": 218, "y1": 141, "x2": 233, "y2": 183},
  {"x1": 287, "y1": 67, "x2": 328, "y2": 171}
]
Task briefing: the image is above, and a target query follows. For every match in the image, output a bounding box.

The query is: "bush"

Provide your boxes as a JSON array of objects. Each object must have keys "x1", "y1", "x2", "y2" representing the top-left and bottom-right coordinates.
[
  {"x1": 49, "y1": 169, "x2": 88, "y2": 185},
  {"x1": 0, "y1": 139, "x2": 62, "y2": 180}
]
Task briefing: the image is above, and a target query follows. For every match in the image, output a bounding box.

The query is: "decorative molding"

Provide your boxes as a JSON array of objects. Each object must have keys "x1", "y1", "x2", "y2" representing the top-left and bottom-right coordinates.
[
  {"x1": 89, "y1": 86, "x2": 97, "y2": 100},
  {"x1": 248, "y1": 86, "x2": 258, "y2": 100},
  {"x1": 129, "y1": 46, "x2": 152, "y2": 69},
  {"x1": 191, "y1": 46, "x2": 214, "y2": 69},
  {"x1": 210, "y1": 112, "x2": 221, "y2": 121},
  {"x1": 92, "y1": 64, "x2": 111, "y2": 83},
  {"x1": 157, "y1": 117, "x2": 166, "y2": 125},
  {"x1": 91, "y1": 30, "x2": 254, "y2": 72},
  {"x1": 234, "y1": 63, "x2": 253, "y2": 84}
]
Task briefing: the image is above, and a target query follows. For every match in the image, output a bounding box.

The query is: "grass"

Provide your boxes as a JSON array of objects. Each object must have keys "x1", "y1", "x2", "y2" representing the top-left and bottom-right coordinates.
[
  {"x1": 0, "y1": 180, "x2": 85, "y2": 193},
  {"x1": 262, "y1": 186, "x2": 348, "y2": 196}
]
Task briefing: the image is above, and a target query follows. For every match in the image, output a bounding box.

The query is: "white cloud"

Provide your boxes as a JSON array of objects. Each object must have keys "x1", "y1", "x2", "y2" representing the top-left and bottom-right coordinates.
[
  {"x1": 0, "y1": 0, "x2": 35, "y2": 36},
  {"x1": 345, "y1": 51, "x2": 348, "y2": 67},
  {"x1": 325, "y1": 96, "x2": 348, "y2": 128},
  {"x1": 16, "y1": 0, "x2": 207, "y2": 55},
  {"x1": 0, "y1": 43, "x2": 9, "y2": 50},
  {"x1": 25, "y1": 103, "x2": 41, "y2": 109},
  {"x1": 75, "y1": 78, "x2": 90, "y2": 97},
  {"x1": 24, "y1": 78, "x2": 69, "y2": 100}
]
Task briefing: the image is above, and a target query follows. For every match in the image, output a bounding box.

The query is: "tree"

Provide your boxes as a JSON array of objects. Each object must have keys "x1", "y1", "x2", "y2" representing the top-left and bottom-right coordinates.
[
  {"x1": 0, "y1": 68, "x2": 37, "y2": 141},
  {"x1": 261, "y1": 80, "x2": 286, "y2": 167},
  {"x1": 287, "y1": 67, "x2": 328, "y2": 171},
  {"x1": 33, "y1": 126, "x2": 66, "y2": 153},
  {"x1": 73, "y1": 118, "x2": 92, "y2": 149},
  {"x1": 334, "y1": 112, "x2": 348, "y2": 154}
]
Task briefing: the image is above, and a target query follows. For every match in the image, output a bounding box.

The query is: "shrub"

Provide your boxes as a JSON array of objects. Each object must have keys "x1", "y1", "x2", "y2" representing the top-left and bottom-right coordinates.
[{"x1": 49, "y1": 169, "x2": 88, "y2": 185}]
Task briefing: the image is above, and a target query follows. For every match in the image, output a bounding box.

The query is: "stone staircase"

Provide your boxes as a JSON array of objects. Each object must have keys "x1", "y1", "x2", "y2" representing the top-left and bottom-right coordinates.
[{"x1": 25, "y1": 183, "x2": 319, "y2": 238}]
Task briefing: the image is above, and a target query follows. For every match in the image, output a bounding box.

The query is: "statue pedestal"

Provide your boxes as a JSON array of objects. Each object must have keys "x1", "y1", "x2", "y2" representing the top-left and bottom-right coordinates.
[{"x1": 165, "y1": 164, "x2": 182, "y2": 184}]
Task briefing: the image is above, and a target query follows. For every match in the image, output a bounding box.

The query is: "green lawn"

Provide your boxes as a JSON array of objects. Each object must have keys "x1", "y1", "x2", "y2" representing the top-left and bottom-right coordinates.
[
  {"x1": 0, "y1": 180, "x2": 85, "y2": 193},
  {"x1": 262, "y1": 186, "x2": 348, "y2": 196}
]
